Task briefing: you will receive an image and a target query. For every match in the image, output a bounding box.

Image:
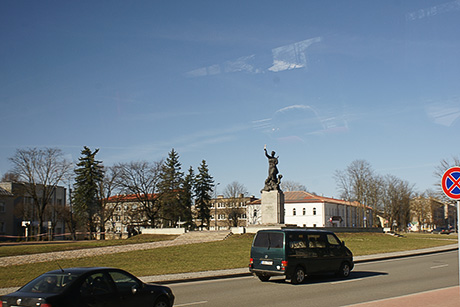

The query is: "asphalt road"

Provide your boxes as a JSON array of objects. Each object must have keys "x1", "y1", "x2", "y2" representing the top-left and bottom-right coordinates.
[{"x1": 169, "y1": 250, "x2": 459, "y2": 307}]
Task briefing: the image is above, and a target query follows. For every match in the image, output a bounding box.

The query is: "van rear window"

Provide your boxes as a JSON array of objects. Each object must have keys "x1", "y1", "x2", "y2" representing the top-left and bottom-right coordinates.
[{"x1": 254, "y1": 232, "x2": 283, "y2": 248}]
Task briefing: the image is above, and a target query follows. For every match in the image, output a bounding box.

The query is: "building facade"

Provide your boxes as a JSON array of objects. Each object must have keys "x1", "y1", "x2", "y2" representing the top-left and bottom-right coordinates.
[
  {"x1": 248, "y1": 191, "x2": 374, "y2": 228},
  {"x1": 208, "y1": 194, "x2": 258, "y2": 230},
  {"x1": 0, "y1": 182, "x2": 67, "y2": 240},
  {"x1": 103, "y1": 194, "x2": 157, "y2": 239},
  {"x1": 410, "y1": 196, "x2": 457, "y2": 232},
  {"x1": 0, "y1": 186, "x2": 15, "y2": 239}
]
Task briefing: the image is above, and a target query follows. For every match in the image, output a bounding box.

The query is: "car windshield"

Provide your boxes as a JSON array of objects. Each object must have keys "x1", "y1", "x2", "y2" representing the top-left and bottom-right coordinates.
[{"x1": 19, "y1": 273, "x2": 80, "y2": 294}]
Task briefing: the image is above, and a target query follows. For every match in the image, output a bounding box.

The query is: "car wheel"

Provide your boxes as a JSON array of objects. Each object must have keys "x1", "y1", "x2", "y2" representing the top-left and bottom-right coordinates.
[
  {"x1": 153, "y1": 297, "x2": 170, "y2": 307},
  {"x1": 337, "y1": 262, "x2": 351, "y2": 278},
  {"x1": 257, "y1": 274, "x2": 271, "y2": 282},
  {"x1": 291, "y1": 266, "x2": 306, "y2": 284}
]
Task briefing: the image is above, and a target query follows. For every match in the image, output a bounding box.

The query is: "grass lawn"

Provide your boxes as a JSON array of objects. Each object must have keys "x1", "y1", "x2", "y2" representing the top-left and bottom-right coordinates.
[{"x1": 0, "y1": 232, "x2": 457, "y2": 288}]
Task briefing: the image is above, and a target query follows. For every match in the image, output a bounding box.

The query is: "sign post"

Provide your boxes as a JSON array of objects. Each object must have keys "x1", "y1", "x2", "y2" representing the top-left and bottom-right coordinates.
[{"x1": 441, "y1": 166, "x2": 460, "y2": 291}]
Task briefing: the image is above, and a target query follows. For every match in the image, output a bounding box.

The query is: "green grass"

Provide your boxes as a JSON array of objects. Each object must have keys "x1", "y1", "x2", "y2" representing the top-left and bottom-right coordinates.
[
  {"x1": 0, "y1": 234, "x2": 178, "y2": 257},
  {"x1": 0, "y1": 232, "x2": 457, "y2": 288}
]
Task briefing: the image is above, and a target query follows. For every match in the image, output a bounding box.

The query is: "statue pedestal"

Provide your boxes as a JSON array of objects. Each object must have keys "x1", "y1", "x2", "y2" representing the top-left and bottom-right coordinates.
[{"x1": 261, "y1": 190, "x2": 284, "y2": 225}]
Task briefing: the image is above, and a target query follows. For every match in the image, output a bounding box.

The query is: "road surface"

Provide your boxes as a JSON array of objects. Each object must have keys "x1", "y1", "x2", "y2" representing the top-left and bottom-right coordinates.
[{"x1": 169, "y1": 250, "x2": 459, "y2": 307}]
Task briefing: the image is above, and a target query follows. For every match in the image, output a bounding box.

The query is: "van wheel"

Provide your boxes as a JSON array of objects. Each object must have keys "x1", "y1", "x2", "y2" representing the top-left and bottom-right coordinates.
[
  {"x1": 257, "y1": 274, "x2": 271, "y2": 282},
  {"x1": 337, "y1": 262, "x2": 351, "y2": 278},
  {"x1": 291, "y1": 266, "x2": 306, "y2": 284}
]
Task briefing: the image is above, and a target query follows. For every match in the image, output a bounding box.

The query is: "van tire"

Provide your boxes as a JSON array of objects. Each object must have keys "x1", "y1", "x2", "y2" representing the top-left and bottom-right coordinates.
[
  {"x1": 257, "y1": 274, "x2": 271, "y2": 282},
  {"x1": 337, "y1": 262, "x2": 351, "y2": 278},
  {"x1": 291, "y1": 266, "x2": 306, "y2": 284}
]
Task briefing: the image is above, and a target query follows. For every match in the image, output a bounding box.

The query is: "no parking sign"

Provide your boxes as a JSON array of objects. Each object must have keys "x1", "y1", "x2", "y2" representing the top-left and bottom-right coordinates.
[{"x1": 441, "y1": 167, "x2": 460, "y2": 199}]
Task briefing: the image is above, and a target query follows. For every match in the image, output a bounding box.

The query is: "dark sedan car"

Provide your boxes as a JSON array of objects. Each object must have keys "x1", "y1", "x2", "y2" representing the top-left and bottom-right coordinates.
[{"x1": 0, "y1": 267, "x2": 174, "y2": 307}]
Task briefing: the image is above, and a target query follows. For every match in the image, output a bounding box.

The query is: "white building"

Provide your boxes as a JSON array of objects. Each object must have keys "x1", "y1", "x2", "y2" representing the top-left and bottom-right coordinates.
[{"x1": 248, "y1": 191, "x2": 373, "y2": 228}]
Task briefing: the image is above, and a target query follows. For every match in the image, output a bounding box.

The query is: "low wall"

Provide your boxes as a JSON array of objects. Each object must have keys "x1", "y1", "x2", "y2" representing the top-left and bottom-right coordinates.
[
  {"x1": 142, "y1": 228, "x2": 186, "y2": 235},
  {"x1": 240, "y1": 225, "x2": 383, "y2": 234}
]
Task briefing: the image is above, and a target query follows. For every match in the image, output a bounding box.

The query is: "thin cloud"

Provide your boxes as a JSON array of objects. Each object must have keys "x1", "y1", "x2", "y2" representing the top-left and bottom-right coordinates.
[{"x1": 185, "y1": 37, "x2": 322, "y2": 77}]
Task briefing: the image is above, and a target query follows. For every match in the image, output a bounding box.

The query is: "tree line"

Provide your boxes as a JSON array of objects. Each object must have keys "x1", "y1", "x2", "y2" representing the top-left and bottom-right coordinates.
[
  {"x1": 3, "y1": 147, "x2": 455, "y2": 237},
  {"x1": 334, "y1": 159, "x2": 456, "y2": 232},
  {"x1": 4, "y1": 147, "x2": 216, "y2": 239}
]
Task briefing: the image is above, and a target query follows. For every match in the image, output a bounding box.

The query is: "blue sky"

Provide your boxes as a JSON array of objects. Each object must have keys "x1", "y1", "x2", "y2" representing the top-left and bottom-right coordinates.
[{"x1": 1, "y1": 0, "x2": 460, "y2": 198}]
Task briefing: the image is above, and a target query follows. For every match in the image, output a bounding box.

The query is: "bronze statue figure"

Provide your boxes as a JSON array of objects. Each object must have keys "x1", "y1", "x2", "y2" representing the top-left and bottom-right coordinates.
[{"x1": 262, "y1": 145, "x2": 282, "y2": 192}]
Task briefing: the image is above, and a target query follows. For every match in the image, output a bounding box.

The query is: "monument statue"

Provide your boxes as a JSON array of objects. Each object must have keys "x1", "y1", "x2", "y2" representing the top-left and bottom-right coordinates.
[{"x1": 262, "y1": 145, "x2": 282, "y2": 192}]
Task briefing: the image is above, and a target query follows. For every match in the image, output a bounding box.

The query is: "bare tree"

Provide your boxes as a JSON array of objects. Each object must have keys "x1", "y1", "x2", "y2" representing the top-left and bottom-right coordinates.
[
  {"x1": 382, "y1": 175, "x2": 414, "y2": 232},
  {"x1": 334, "y1": 160, "x2": 376, "y2": 227},
  {"x1": 1, "y1": 172, "x2": 20, "y2": 182},
  {"x1": 222, "y1": 181, "x2": 248, "y2": 228},
  {"x1": 410, "y1": 190, "x2": 437, "y2": 232},
  {"x1": 98, "y1": 165, "x2": 122, "y2": 239},
  {"x1": 116, "y1": 160, "x2": 163, "y2": 228},
  {"x1": 9, "y1": 148, "x2": 72, "y2": 238},
  {"x1": 281, "y1": 180, "x2": 307, "y2": 192}
]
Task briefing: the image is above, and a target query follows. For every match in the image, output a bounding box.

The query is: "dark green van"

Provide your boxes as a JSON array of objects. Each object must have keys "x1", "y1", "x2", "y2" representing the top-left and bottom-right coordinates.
[{"x1": 249, "y1": 229, "x2": 354, "y2": 284}]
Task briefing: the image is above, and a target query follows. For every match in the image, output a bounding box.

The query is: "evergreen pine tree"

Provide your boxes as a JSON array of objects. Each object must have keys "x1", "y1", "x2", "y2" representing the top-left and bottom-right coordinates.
[
  {"x1": 195, "y1": 160, "x2": 214, "y2": 229},
  {"x1": 182, "y1": 166, "x2": 195, "y2": 229},
  {"x1": 158, "y1": 149, "x2": 184, "y2": 227},
  {"x1": 73, "y1": 146, "x2": 104, "y2": 239}
]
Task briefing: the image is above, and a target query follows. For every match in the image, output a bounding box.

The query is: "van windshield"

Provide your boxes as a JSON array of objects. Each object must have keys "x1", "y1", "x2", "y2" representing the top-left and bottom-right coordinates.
[{"x1": 254, "y1": 232, "x2": 283, "y2": 249}]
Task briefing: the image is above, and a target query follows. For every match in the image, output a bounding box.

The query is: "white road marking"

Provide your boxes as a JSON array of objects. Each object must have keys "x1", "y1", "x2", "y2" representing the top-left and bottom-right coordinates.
[
  {"x1": 175, "y1": 301, "x2": 208, "y2": 306},
  {"x1": 330, "y1": 275, "x2": 384, "y2": 284},
  {"x1": 430, "y1": 264, "x2": 449, "y2": 269}
]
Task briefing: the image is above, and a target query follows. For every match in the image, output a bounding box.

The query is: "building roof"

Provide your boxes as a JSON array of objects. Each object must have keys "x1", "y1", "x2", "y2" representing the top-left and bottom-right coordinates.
[
  {"x1": 106, "y1": 193, "x2": 158, "y2": 202},
  {"x1": 0, "y1": 186, "x2": 14, "y2": 197},
  {"x1": 249, "y1": 191, "x2": 371, "y2": 209}
]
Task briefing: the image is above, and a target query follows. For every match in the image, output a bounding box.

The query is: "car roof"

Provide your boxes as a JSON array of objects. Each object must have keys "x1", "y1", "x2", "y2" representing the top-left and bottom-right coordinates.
[
  {"x1": 258, "y1": 228, "x2": 334, "y2": 234},
  {"x1": 45, "y1": 267, "x2": 117, "y2": 275}
]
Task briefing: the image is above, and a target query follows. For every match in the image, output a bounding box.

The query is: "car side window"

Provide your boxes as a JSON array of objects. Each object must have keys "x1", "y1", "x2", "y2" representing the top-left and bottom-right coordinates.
[
  {"x1": 308, "y1": 234, "x2": 327, "y2": 248},
  {"x1": 80, "y1": 273, "x2": 114, "y2": 297},
  {"x1": 108, "y1": 271, "x2": 140, "y2": 294},
  {"x1": 326, "y1": 234, "x2": 341, "y2": 246}
]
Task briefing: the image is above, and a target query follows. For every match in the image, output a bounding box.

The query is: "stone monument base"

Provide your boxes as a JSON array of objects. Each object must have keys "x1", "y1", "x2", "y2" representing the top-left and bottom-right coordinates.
[{"x1": 261, "y1": 190, "x2": 284, "y2": 225}]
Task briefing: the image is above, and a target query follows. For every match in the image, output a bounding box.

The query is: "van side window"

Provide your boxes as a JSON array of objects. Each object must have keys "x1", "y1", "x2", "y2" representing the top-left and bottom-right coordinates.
[
  {"x1": 326, "y1": 234, "x2": 341, "y2": 246},
  {"x1": 289, "y1": 234, "x2": 307, "y2": 249},
  {"x1": 308, "y1": 234, "x2": 327, "y2": 248}
]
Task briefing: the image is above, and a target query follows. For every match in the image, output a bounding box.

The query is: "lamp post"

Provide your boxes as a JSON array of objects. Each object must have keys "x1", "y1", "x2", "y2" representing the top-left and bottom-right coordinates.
[{"x1": 214, "y1": 183, "x2": 220, "y2": 231}]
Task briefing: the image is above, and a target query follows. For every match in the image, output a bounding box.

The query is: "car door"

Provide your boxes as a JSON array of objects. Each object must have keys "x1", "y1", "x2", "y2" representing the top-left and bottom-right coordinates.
[
  {"x1": 78, "y1": 272, "x2": 118, "y2": 307},
  {"x1": 305, "y1": 233, "x2": 328, "y2": 273},
  {"x1": 324, "y1": 233, "x2": 345, "y2": 272},
  {"x1": 107, "y1": 270, "x2": 151, "y2": 307}
]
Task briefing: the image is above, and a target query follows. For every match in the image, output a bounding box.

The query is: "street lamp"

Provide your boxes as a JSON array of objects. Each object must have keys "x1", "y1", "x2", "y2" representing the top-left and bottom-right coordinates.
[{"x1": 214, "y1": 183, "x2": 220, "y2": 231}]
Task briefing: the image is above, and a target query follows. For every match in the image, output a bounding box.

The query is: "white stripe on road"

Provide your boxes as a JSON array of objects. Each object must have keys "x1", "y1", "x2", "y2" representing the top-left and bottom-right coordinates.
[
  {"x1": 430, "y1": 264, "x2": 449, "y2": 269},
  {"x1": 175, "y1": 301, "x2": 208, "y2": 306},
  {"x1": 330, "y1": 274, "x2": 383, "y2": 285}
]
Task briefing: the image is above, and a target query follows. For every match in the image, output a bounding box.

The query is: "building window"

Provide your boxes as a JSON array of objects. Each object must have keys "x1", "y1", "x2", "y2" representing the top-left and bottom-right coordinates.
[
  {"x1": 0, "y1": 202, "x2": 5, "y2": 213},
  {"x1": 253, "y1": 209, "x2": 257, "y2": 217},
  {"x1": 293, "y1": 208, "x2": 296, "y2": 216},
  {"x1": 313, "y1": 208, "x2": 317, "y2": 215},
  {"x1": 302, "y1": 208, "x2": 306, "y2": 215}
]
